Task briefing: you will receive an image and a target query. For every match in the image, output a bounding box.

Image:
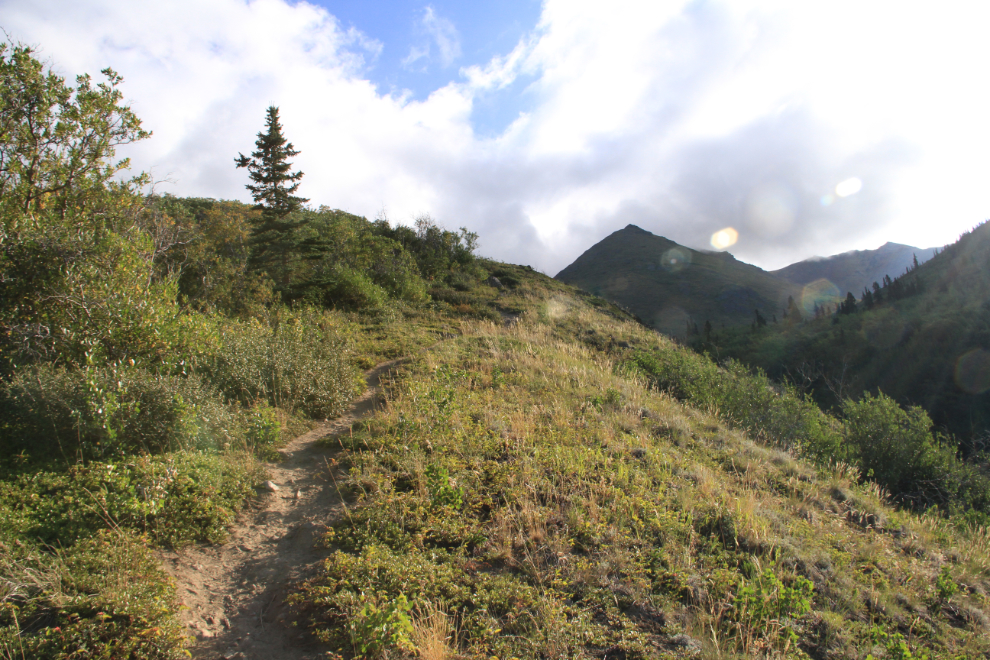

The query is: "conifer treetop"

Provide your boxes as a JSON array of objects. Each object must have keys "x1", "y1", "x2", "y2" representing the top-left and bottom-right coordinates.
[{"x1": 235, "y1": 105, "x2": 307, "y2": 218}]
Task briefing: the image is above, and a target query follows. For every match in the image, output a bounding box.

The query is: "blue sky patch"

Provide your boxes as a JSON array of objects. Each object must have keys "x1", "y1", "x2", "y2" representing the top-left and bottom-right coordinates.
[{"x1": 310, "y1": 0, "x2": 543, "y2": 135}]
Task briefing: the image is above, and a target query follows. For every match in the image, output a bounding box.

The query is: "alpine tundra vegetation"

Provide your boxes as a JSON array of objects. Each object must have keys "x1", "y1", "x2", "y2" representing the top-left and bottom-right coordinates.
[{"x1": 1, "y1": 39, "x2": 990, "y2": 660}]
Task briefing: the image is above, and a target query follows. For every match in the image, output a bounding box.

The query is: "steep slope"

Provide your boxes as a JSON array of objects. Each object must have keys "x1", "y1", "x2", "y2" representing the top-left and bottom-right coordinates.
[
  {"x1": 772, "y1": 241, "x2": 938, "y2": 297},
  {"x1": 705, "y1": 221, "x2": 990, "y2": 447},
  {"x1": 555, "y1": 224, "x2": 800, "y2": 336},
  {"x1": 290, "y1": 269, "x2": 990, "y2": 659}
]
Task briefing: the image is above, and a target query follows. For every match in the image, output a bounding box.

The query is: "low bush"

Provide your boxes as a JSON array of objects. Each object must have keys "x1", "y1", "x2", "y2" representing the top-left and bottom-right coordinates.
[
  {"x1": 294, "y1": 544, "x2": 569, "y2": 659},
  {"x1": 630, "y1": 348, "x2": 843, "y2": 461},
  {"x1": 632, "y1": 345, "x2": 990, "y2": 516},
  {"x1": 1, "y1": 362, "x2": 241, "y2": 462},
  {"x1": 0, "y1": 531, "x2": 185, "y2": 660},
  {"x1": 202, "y1": 308, "x2": 360, "y2": 419},
  {"x1": 0, "y1": 450, "x2": 262, "y2": 548},
  {"x1": 313, "y1": 265, "x2": 391, "y2": 310},
  {"x1": 726, "y1": 567, "x2": 813, "y2": 653},
  {"x1": 844, "y1": 393, "x2": 990, "y2": 512}
]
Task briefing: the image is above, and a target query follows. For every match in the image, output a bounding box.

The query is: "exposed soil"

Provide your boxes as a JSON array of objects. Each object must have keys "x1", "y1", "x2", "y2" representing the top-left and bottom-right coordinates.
[{"x1": 161, "y1": 360, "x2": 404, "y2": 660}]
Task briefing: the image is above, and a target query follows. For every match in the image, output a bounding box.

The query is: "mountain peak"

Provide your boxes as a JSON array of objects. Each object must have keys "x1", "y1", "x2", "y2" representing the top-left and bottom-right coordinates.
[{"x1": 556, "y1": 225, "x2": 797, "y2": 335}]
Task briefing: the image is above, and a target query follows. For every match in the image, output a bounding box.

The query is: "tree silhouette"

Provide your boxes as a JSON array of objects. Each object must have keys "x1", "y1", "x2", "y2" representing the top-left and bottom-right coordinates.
[
  {"x1": 840, "y1": 292, "x2": 857, "y2": 314},
  {"x1": 235, "y1": 106, "x2": 308, "y2": 287},
  {"x1": 862, "y1": 288, "x2": 874, "y2": 309},
  {"x1": 784, "y1": 295, "x2": 802, "y2": 324}
]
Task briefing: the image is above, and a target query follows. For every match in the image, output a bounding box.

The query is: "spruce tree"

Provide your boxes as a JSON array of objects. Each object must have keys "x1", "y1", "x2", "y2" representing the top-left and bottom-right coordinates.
[
  {"x1": 862, "y1": 288, "x2": 874, "y2": 309},
  {"x1": 784, "y1": 295, "x2": 801, "y2": 324},
  {"x1": 235, "y1": 106, "x2": 308, "y2": 287}
]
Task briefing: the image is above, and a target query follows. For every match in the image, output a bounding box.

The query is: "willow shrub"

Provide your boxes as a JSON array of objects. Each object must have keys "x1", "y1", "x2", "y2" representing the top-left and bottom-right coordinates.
[
  {"x1": 202, "y1": 308, "x2": 361, "y2": 419},
  {"x1": 0, "y1": 362, "x2": 241, "y2": 463},
  {"x1": 632, "y1": 346, "x2": 990, "y2": 516},
  {"x1": 630, "y1": 348, "x2": 843, "y2": 462},
  {"x1": 844, "y1": 393, "x2": 990, "y2": 513}
]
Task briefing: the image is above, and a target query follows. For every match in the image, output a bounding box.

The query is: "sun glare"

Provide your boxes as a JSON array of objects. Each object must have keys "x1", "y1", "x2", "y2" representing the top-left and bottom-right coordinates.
[
  {"x1": 835, "y1": 177, "x2": 862, "y2": 198},
  {"x1": 710, "y1": 227, "x2": 739, "y2": 250}
]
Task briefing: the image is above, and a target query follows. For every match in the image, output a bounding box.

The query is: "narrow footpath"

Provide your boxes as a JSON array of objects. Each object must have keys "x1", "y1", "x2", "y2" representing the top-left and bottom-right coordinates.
[{"x1": 161, "y1": 360, "x2": 403, "y2": 660}]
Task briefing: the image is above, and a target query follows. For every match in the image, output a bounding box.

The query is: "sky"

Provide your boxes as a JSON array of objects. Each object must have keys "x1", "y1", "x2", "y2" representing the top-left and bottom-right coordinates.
[{"x1": 4, "y1": 0, "x2": 990, "y2": 274}]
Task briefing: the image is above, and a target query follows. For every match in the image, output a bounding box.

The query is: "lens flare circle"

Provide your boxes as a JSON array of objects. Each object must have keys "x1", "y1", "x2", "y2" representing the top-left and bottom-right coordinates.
[
  {"x1": 955, "y1": 348, "x2": 990, "y2": 394},
  {"x1": 835, "y1": 177, "x2": 862, "y2": 198},
  {"x1": 710, "y1": 227, "x2": 739, "y2": 250},
  {"x1": 800, "y1": 278, "x2": 841, "y2": 317},
  {"x1": 660, "y1": 247, "x2": 691, "y2": 272},
  {"x1": 606, "y1": 275, "x2": 630, "y2": 292},
  {"x1": 746, "y1": 183, "x2": 796, "y2": 236}
]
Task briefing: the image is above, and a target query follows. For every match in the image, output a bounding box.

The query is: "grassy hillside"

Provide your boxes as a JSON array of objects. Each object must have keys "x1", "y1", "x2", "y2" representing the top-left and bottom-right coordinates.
[
  {"x1": 555, "y1": 225, "x2": 801, "y2": 337},
  {"x1": 290, "y1": 270, "x2": 990, "y2": 659},
  {"x1": 771, "y1": 242, "x2": 937, "y2": 301},
  {"x1": 700, "y1": 221, "x2": 990, "y2": 451},
  {"x1": 7, "y1": 231, "x2": 990, "y2": 657}
]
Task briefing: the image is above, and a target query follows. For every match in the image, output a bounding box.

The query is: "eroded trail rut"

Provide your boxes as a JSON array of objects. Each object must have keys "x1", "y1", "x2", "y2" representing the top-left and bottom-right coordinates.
[{"x1": 162, "y1": 360, "x2": 403, "y2": 660}]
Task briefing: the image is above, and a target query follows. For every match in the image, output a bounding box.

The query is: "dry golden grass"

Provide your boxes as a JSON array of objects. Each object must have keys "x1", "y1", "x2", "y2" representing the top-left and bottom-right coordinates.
[{"x1": 410, "y1": 602, "x2": 458, "y2": 660}]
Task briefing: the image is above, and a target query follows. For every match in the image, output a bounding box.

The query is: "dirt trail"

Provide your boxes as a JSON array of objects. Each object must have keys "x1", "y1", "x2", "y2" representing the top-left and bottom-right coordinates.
[{"x1": 161, "y1": 360, "x2": 403, "y2": 660}]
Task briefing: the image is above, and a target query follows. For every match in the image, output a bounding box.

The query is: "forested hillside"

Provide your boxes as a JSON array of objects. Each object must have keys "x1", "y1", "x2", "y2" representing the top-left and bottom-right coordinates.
[
  {"x1": 4, "y1": 40, "x2": 990, "y2": 660},
  {"x1": 697, "y1": 221, "x2": 990, "y2": 455}
]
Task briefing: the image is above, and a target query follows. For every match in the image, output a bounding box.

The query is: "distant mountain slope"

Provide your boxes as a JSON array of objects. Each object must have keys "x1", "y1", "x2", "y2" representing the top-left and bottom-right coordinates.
[
  {"x1": 555, "y1": 224, "x2": 800, "y2": 335},
  {"x1": 771, "y1": 242, "x2": 937, "y2": 297},
  {"x1": 703, "y1": 221, "x2": 990, "y2": 448}
]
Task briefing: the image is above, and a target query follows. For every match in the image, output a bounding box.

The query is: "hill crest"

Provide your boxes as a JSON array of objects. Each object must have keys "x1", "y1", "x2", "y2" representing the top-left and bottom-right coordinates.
[
  {"x1": 556, "y1": 225, "x2": 797, "y2": 335},
  {"x1": 772, "y1": 240, "x2": 937, "y2": 296}
]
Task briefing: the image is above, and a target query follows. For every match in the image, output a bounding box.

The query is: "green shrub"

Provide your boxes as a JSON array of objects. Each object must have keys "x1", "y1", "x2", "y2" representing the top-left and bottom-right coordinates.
[
  {"x1": 295, "y1": 544, "x2": 553, "y2": 658},
  {"x1": 0, "y1": 531, "x2": 185, "y2": 660},
  {"x1": 1, "y1": 362, "x2": 240, "y2": 462},
  {"x1": 0, "y1": 451, "x2": 261, "y2": 547},
  {"x1": 358, "y1": 235, "x2": 429, "y2": 303},
  {"x1": 316, "y1": 266, "x2": 391, "y2": 310},
  {"x1": 935, "y1": 566, "x2": 959, "y2": 602},
  {"x1": 348, "y1": 594, "x2": 415, "y2": 659},
  {"x1": 372, "y1": 215, "x2": 479, "y2": 283},
  {"x1": 843, "y1": 394, "x2": 942, "y2": 498},
  {"x1": 865, "y1": 629, "x2": 931, "y2": 660},
  {"x1": 246, "y1": 403, "x2": 282, "y2": 460},
  {"x1": 590, "y1": 387, "x2": 622, "y2": 410},
  {"x1": 425, "y1": 464, "x2": 464, "y2": 509},
  {"x1": 726, "y1": 567, "x2": 813, "y2": 652},
  {"x1": 633, "y1": 345, "x2": 990, "y2": 515},
  {"x1": 842, "y1": 393, "x2": 990, "y2": 510},
  {"x1": 203, "y1": 309, "x2": 359, "y2": 419},
  {"x1": 630, "y1": 349, "x2": 843, "y2": 460}
]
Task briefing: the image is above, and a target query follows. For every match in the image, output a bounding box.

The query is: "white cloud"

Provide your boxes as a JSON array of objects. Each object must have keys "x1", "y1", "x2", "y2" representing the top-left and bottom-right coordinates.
[
  {"x1": 403, "y1": 5, "x2": 461, "y2": 70},
  {"x1": 3, "y1": 0, "x2": 990, "y2": 274}
]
